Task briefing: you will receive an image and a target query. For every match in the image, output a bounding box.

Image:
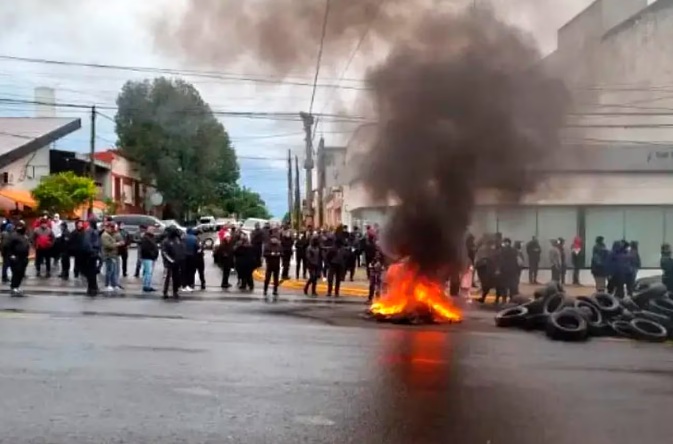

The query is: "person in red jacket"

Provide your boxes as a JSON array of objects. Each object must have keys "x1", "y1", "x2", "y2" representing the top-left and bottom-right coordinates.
[{"x1": 32, "y1": 212, "x2": 51, "y2": 229}]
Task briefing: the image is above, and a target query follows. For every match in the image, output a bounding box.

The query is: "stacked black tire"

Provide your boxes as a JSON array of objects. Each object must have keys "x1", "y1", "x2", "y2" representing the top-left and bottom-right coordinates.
[{"x1": 495, "y1": 282, "x2": 672, "y2": 342}]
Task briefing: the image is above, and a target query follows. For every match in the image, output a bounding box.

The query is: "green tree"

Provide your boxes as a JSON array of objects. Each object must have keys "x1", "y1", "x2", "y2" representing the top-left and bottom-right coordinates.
[
  {"x1": 221, "y1": 186, "x2": 272, "y2": 220},
  {"x1": 31, "y1": 172, "x2": 97, "y2": 216},
  {"x1": 115, "y1": 77, "x2": 240, "y2": 217}
]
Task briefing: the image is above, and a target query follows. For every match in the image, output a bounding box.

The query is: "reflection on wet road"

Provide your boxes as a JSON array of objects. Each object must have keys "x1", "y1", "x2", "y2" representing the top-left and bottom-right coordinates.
[{"x1": 0, "y1": 296, "x2": 672, "y2": 443}]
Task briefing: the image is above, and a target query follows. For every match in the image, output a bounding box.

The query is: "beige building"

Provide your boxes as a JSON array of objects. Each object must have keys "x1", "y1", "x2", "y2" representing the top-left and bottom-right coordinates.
[{"x1": 343, "y1": 0, "x2": 673, "y2": 270}]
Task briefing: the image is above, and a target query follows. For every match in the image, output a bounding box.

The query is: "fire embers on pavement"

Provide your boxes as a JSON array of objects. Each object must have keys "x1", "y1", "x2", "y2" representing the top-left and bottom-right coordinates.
[
  {"x1": 496, "y1": 282, "x2": 673, "y2": 343},
  {"x1": 367, "y1": 262, "x2": 462, "y2": 325}
]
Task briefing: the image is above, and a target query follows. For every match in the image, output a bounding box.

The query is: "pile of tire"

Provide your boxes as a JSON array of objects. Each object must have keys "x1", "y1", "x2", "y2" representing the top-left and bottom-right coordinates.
[{"x1": 494, "y1": 282, "x2": 673, "y2": 343}]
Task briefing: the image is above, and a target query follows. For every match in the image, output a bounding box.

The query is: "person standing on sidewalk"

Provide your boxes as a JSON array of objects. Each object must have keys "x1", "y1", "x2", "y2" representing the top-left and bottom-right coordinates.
[
  {"x1": 117, "y1": 222, "x2": 132, "y2": 278},
  {"x1": 1, "y1": 222, "x2": 15, "y2": 283},
  {"x1": 161, "y1": 227, "x2": 185, "y2": 299},
  {"x1": 326, "y1": 238, "x2": 347, "y2": 297},
  {"x1": 525, "y1": 236, "x2": 541, "y2": 284},
  {"x1": 280, "y1": 226, "x2": 294, "y2": 280},
  {"x1": 82, "y1": 217, "x2": 102, "y2": 297},
  {"x1": 549, "y1": 239, "x2": 562, "y2": 283},
  {"x1": 263, "y1": 236, "x2": 282, "y2": 299},
  {"x1": 133, "y1": 225, "x2": 147, "y2": 278},
  {"x1": 50, "y1": 213, "x2": 63, "y2": 271},
  {"x1": 590, "y1": 236, "x2": 609, "y2": 290},
  {"x1": 101, "y1": 222, "x2": 123, "y2": 293},
  {"x1": 215, "y1": 232, "x2": 234, "y2": 289},
  {"x1": 58, "y1": 221, "x2": 72, "y2": 280},
  {"x1": 182, "y1": 228, "x2": 200, "y2": 293},
  {"x1": 367, "y1": 251, "x2": 385, "y2": 304},
  {"x1": 234, "y1": 236, "x2": 255, "y2": 292},
  {"x1": 139, "y1": 227, "x2": 159, "y2": 292},
  {"x1": 32, "y1": 218, "x2": 54, "y2": 278},
  {"x1": 570, "y1": 236, "x2": 584, "y2": 286},
  {"x1": 303, "y1": 236, "x2": 321, "y2": 296},
  {"x1": 6, "y1": 221, "x2": 30, "y2": 296},
  {"x1": 294, "y1": 231, "x2": 308, "y2": 280}
]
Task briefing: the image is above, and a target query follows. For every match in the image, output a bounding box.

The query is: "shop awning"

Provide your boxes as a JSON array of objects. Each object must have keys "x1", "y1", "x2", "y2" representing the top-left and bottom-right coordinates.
[{"x1": 0, "y1": 188, "x2": 37, "y2": 208}]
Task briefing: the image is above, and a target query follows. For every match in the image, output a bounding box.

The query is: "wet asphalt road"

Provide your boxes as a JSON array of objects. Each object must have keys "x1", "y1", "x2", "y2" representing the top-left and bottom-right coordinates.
[{"x1": 1, "y1": 296, "x2": 672, "y2": 443}]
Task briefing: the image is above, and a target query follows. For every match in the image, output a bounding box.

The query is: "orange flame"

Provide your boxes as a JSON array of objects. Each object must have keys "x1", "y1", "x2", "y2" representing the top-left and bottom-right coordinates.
[{"x1": 370, "y1": 262, "x2": 463, "y2": 323}]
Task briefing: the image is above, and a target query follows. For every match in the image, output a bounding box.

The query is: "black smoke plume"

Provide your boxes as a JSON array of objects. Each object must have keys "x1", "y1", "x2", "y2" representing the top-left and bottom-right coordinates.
[
  {"x1": 157, "y1": 3, "x2": 570, "y2": 277},
  {"x1": 360, "y1": 9, "x2": 569, "y2": 276}
]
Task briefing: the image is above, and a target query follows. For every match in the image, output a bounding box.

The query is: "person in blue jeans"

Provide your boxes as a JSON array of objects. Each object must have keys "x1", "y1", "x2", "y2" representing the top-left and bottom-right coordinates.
[
  {"x1": 139, "y1": 227, "x2": 159, "y2": 292},
  {"x1": 101, "y1": 222, "x2": 123, "y2": 292}
]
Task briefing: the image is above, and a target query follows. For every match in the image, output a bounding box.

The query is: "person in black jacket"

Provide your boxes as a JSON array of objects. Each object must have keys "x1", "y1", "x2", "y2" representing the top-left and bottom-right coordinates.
[
  {"x1": 344, "y1": 238, "x2": 357, "y2": 282},
  {"x1": 326, "y1": 238, "x2": 347, "y2": 297},
  {"x1": 214, "y1": 235, "x2": 234, "y2": 289},
  {"x1": 525, "y1": 236, "x2": 541, "y2": 284},
  {"x1": 58, "y1": 221, "x2": 72, "y2": 280},
  {"x1": 250, "y1": 223, "x2": 265, "y2": 268},
  {"x1": 117, "y1": 222, "x2": 132, "y2": 278},
  {"x1": 263, "y1": 236, "x2": 282, "y2": 299},
  {"x1": 195, "y1": 237, "x2": 206, "y2": 290},
  {"x1": 1, "y1": 223, "x2": 14, "y2": 283},
  {"x1": 294, "y1": 231, "x2": 308, "y2": 280},
  {"x1": 69, "y1": 220, "x2": 84, "y2": 279},
  {"x1": 303, "y1": 236, "x2": 321, "y2": 296},
  {"x1": 590, "y1": 236, "x2": 609, "y2": 290},
  {"x1": 6, "y1": 221, "x2": 30, "y2": 296},
  {"x1": 280, "y1": 228, "x2": 294, "y2": 280},
  {"x1": 495, "y1": 238, "x2": 519, "y2": 304},
  {"x1": 234, "y1": 236, "x2": 255, "y2": 291},
  {"x1": 139, "y1": 228, "x2": 159, "y2": 292},
  {"x1": 362, "y1": 234, "x2": 378, "y2": 279},
  {"x1": 161, "y1": 227, "x2": 185, "y2": 299}
]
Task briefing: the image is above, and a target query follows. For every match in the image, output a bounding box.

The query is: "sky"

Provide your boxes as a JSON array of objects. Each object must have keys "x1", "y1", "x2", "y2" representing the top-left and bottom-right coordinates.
[{"x1": 0, "y1": 0, "x2": 629, "y2": 217}]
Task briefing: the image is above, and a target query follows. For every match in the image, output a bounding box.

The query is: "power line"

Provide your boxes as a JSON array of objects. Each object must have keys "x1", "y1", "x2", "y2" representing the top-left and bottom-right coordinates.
[
  {"x1": 0, "y1": 53, "x2": 369, "y2": 92},
  {"x1": 309, "y1": 0, "x2": 332, "y2": 115},
  {"x1": 0, "y1": 97, "x2": 371, "y2": 123}
]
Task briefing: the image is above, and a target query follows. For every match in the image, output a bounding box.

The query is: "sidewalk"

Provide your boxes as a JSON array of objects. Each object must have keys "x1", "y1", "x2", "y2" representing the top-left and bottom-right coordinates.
[{"x1": 252, "y1": 267, "x2": 598, "y2": 302}]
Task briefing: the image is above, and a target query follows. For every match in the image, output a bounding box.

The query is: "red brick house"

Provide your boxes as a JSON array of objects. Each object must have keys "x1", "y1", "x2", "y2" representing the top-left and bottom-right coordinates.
[{"x1": 93, "y1": 149, "x2": 161, "y2": 216}]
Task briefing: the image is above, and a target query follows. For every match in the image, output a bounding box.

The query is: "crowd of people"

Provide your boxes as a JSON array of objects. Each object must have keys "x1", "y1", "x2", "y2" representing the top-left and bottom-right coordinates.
[
  {"x1": 468, "y1": 233, "x2": 646, "y2": 303},
  {"x1": 213, "y1": 222, "x2": 386, "y2": 302},
  {"x1": 0, "y1": 213, "x2": 389, "y2": 301},
  {"x1": 4, "y1": 211, "x2": 670, "y2": 303}
]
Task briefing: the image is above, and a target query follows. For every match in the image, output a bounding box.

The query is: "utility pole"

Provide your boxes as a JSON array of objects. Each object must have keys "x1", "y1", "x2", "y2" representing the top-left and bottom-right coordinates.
[
  {"x1": 300, "y1": 112, "x2": 314, "y2": 226},
  {"x1": 317, "y1": 136, "x2": 325, "y2": 228},
  {"x1": 287, "y1": 149, "x2": 293, "y2": 227},
  {"x1": 294, "y1": 155, "x2": 301, "y2": 229},
  {"x1": 88, "y1": 105, "x2": 96, "y2": 216}
]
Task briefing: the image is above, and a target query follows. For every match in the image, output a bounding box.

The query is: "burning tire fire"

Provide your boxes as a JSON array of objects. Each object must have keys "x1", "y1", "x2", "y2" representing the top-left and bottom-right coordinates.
[{"x1": 367, "y1": 262, "x2": 463, "y2": 325}]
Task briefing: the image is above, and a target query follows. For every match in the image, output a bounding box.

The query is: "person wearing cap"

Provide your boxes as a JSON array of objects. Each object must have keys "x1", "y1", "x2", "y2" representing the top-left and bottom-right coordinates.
[{"x1": 5, "y1": 221, "x2": 30, "y2": 296}]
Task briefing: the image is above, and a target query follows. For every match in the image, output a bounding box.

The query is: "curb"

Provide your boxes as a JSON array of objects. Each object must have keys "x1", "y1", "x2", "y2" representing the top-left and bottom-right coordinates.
[
  {"x1": 0, "y1": 288, "x2": 368, "y2": 305},
  {"x1": 252, "y1": 270, "x2": 370, "y2": 297}
]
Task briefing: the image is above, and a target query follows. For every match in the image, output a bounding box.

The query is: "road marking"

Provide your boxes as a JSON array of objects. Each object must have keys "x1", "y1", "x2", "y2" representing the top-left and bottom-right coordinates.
[
  {"x1": 174, "y1": 387, "x2": 215, "y2": 397},
  {"x1": 0, "y1": 312, "x2": 47, "y2": 320},
  {"x1": 293, "y1": 416, "x2": 336, "y2": 426}
]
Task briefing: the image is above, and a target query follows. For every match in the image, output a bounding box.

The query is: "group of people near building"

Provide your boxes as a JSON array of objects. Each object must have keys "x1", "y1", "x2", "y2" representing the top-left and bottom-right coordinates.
[{"x1": 468, "y1": 232, "x2": 646, "y2": 303}]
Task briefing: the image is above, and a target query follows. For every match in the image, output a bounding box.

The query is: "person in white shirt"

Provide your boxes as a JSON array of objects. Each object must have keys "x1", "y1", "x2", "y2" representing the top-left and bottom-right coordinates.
[{"x1": 51, "y1": 213, "x2": 63, "y2": 269}]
